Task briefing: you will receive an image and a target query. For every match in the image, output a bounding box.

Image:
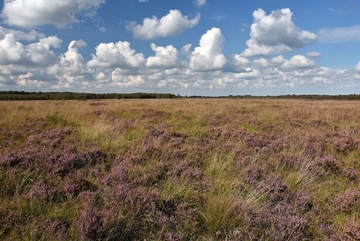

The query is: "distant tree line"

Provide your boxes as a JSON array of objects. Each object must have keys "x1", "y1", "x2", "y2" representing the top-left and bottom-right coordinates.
[
  {"x1": 273, "y1": 94, "x2": 360, "y2": 100},
  {"x1": 227, "y1": 94, "x2": 360, "y2": 100},
  {"x1": 0, "y1": 91, "x2": 177, "y2": 100},
  {"x1": 188, "y1": 94, "x2": 360, "y2": 100},
  {"x1": 1, "y1": 91, "x2": 360, "y2": 100}
]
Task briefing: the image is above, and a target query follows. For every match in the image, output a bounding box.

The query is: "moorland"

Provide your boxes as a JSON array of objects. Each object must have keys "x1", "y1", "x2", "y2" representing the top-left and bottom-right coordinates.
[{"x1": 0, "y1": 98, "x2": 359, "y2": 240}]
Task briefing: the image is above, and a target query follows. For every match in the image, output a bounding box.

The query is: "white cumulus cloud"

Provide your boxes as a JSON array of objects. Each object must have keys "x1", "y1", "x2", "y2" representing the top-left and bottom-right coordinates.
[
  {"x1": 69, "y1": 39, "x2": 87, "y2": 49},
  {"x1": 281, "y1": 55, "x2": 316, "y2": 69},
  {"x1": 253, "y1": 55, "x2": 285, "y2": 68},
  {"x1": 190, "y1": 27, "x2": 226, "y2": 71},
  {"x1": 242, "y1": 8, "x2": 317, "y2": 57},
  {"x1": 225, "y1": 54, "x2": 250, "y2": 73},
  {"x1": 126, "y1": 9, "x2": 200, "y2": 39},
  {"x1": 111, "y1": 70, "x2": 144, "y2": 87},
  {"x1": 39, "y1": 36, "x2": 62, "y2": 48},
  {"x1": 0, "y1": 26, "x2": 43, "y2": 42},
  {"x1": 1, "y1": 0, "x2": 105, "y2": 28},
  {"x1": 88, "y1": 41, "x2": 145, "y2": 69},
  {"x1": 48, "y1": 40, "x2": 89, "y2": 77},
  {"x1": 0, "y1": 34, "x2": 27, "y2": 65},
  {"x1": 0, "y1": 33, "x2": 58, "y2": 67},
  {"x1": 146, "y1": 43, "x2": 180, "y2": 69}
]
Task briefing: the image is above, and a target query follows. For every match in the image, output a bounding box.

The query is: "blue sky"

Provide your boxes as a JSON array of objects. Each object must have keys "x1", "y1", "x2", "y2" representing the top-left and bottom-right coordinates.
[{"x1": 0, "y1": 0, "x2": 360, "y2": 96}]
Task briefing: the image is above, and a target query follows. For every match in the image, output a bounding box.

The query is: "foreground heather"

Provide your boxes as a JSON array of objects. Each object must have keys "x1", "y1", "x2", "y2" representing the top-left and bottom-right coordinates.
[{"x1": 0, "y1": 99, "x2": 359, "y2": 240}]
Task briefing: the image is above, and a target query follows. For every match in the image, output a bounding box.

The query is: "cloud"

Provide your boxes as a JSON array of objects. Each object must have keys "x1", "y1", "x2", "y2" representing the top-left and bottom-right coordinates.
[
  {"x1": 0, "y1": 75, "x2": 16, "y2": 85},
  {"x1": 146, "y1": 43, "x2": 181, "y2": 69},
  {"x1": 1, "y1": 0, "x2": 105, "y2": 28},
  {"x1": 0, "y1": 32, "x2": 63, "y2": 88},
  {"x1": 88, "y1": 41, "x2": 145, "y2": 69},
  {"x1": 242, "y1": 8, "x2": 317, "y2": 57},
  {"x1": 39, "y1": 36, "x2": 62, "y2": 48},
  {"x1": 0, "y1": 26, "x2": 43, "y2": 42},
  {"x1": 69, "y1": 39, "x2": 87, "y2": 49},
  {"x1": 355, "y1": 62, "x2": 360, "y2": 71},
  {"x1": 307, "y1": 51, "x2": 321, "y2": 58},
  {"x1": 26, "y1": 42, "x2": 60, "y2": 66},
  {"x1": 317, "y1": 25, "x2": 360, "y2": 43},
  {"x1": 126, "y1": 10, "x2": 200, "y2": 39},
  {"x1": 190, "y1": 27, "x2": 226, "y2": 71},
  {"x1": 281, "y1": 55, "x2": 316, "y2": 69},
  {"x1": 46, "y1": 40, "x2": 100, "y2": 91},
  {"x1": 48, "y1": 40, "x2": 90, "y2": 78},
  {"x1": 0, "y1": 34, "x2": 27, "y2": 65},
  {"x1": 111, "y1": 69, "x2": 144, "y2": 87},
  {"x1": 139, "y1": 0, "x2": 149, "y2": 2},
  {"x1": 63, "y1": 41, "x2": 86, "y2": 62},
  {"x1": 0, "y1": 22, "x2": 358, "y2": 94},
  {"x1": 225, "y1": 54, "x2": 250, "y2": 73},
  {"x1": 194, "y1": 0, "x2": 206, "y2": 7},
  {"x1": 15, "y1": 72, "x2": 49, "y2": 88},
  {"x1": 0, "y1": 33, "x2": 58, "y2": 67},
  {"x1": 180, "y1": 44, "x2": 192, "y2": 55},
  {"x1": 253, "y1": 55, "x2": 284, "y2": 68}
]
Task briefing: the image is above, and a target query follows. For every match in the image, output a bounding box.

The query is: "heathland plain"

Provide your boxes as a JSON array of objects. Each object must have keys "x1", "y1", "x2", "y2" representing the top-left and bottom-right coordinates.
[{"x1": 0, "y1": 98, "x2": 359, "y2": 240}]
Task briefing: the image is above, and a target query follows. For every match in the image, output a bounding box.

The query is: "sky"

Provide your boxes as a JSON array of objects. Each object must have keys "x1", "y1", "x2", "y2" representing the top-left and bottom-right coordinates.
[{"x1": 0, "y1": 0, "x2": 360, "y2": 96}]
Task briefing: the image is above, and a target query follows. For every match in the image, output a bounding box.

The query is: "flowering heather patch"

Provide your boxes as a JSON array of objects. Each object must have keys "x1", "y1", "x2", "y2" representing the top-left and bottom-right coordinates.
[
  {"x1": 331, "y1": 189, "x2": 360, "y2": 213},
  {"x1": 342, "y1": 220, "x2": 360, "y2": 240},
  {"x1": 278, "y1": 154, "x2": 301, "y2": 169},
  {"x1": 333, "y1": 136, "x2": 354, "y2": 153},
  {"x1": 262, "y1": 201, "x2": 310, "y2": 241},
  {"x1": 0, "y1": 129, "x2": 22, "y2": 149},
  {"x1": 241, "y1": 163, "x2": 263, "y2": 185},
  {"x1": 1, "y1": 99, "x2": 360, "y2": 240},
  {"x1": 43, "y1": 218, "x2": 70, "y2": 240},
  {"x1": 89, "y1": 102, "x2": 108, "y2": 106},
  {"x1": 313, "y1": 155, "x2": 340, "y2": 174},
  {"x1": 259, "y1": 175, "x2": 292, "y2": 204},
  {"x1": 28, "y1": 180, "x2": 55, "y2": 200},
  {"x1": 75, "y1": 205, "x2": 105, "y2": 240},
  {"x1": 111, "y1": 120, "x2": 134, "y2": 133},
  {"x1": 170, "y1": 160, "x2": 203, "y2": 180},
  {"x1": 141, "y1": 108, "x2": 171, "y2": 120},
  {"x1": 342, "y1": 167, "x2": 359, "y2": 181},
  {"x1": 299, "y1": 133, "x2": 330, "y2": 158},
  {"x1": 65, "y1": 176, "x2": 98, "y2": 198}
]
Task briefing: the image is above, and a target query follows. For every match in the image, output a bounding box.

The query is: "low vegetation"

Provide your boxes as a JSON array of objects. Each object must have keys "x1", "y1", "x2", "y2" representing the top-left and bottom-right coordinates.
[{"x1": 0, "y1": 98, "x2": 359, "y2": 240}]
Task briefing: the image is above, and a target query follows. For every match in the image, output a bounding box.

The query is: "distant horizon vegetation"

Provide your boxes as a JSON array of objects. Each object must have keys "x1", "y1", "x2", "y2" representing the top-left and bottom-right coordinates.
[{"x1": 1, "y1": 91, "x2": 360, "y2": 101}]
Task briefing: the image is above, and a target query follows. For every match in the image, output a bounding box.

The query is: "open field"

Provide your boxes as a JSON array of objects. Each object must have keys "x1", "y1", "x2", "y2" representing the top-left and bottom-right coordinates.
[{"x1": 0, "y1": 98, "x2": 360, "y2": 240}]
